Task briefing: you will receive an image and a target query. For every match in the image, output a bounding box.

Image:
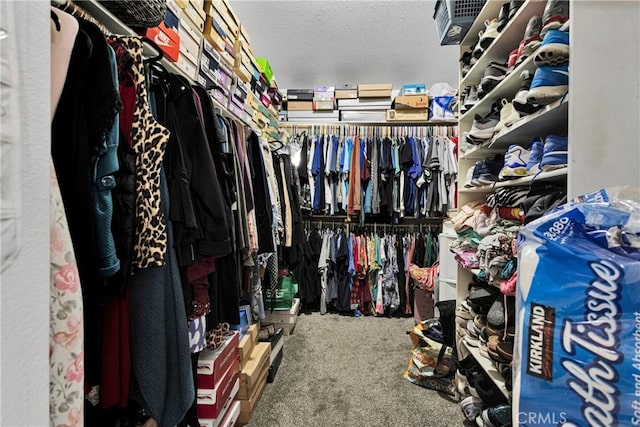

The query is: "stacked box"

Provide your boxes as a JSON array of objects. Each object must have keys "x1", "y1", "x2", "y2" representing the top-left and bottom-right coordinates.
[
  {"x1": 203, "y1": 0, "x2": 239, "y2": 68},
  {"x1": 313, "y1": 86, "x2": 335, "y2": 111},
  {"x1": 357, "y1": 83, "x2": 393, "y2": 98},
  {"x1": 197, "y1": 332, "x2": 240, "y2": 426},
  {"x1": 238, "y1": 342, "x2": 270, "y2": 425},
  {"x1": 259, "y1": 328, "x2": 285, "y2": 383},
  {"x1": 176, "y1": 4, "x2": 204, "y2": 81},
  {"x1": 262, "y1": 298, "x2": 300, "y2": 335},
  {"x1": 139, "y1": 0, "x2": 181, "y2": 62}
]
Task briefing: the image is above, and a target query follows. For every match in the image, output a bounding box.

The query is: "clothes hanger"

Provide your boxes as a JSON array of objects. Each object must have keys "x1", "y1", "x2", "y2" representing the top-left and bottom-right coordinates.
[{"x1": 141, "y1": 37, "x2": 164, "y2": 64}]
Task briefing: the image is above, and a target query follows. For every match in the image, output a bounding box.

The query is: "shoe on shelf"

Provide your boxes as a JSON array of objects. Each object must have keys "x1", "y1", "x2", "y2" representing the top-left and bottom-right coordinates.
[
  {"x1": 479, "y1": 19, "x2": 500, "y2": 49},
  {"x1": 499, "y1": 145, "x2": 530, "y2": 180},
  {"x1": 460, "y1": 49, "x2": 473, "y2": 77},
  {"x1": 464, "y1": 162, "x2": 481, "y2": 188},
  {"x1": 480, "y1": 61, "x2": 508, "y2": 93},
  {"x1": 505, "y1": 48, "x2": 519, "y2": 75},
  {"x1": 497, "y1": 2, "x2": 511, "y2": 32},
  {"x1": 475, "y1": 154, "x2": 504, "y2": 185},
  {"x1": 494, "y1": 99, "x2": 521, "y2": 134},
  {"x1": 469, "y1": 115, "x2": 499, "y2": 141},
  {"x1": 527, "y1": 63, "x2": 569, "y2": 105},
  {"x1": 540, "y1": 134, "x2": 568, "y2": 171},
  {"x1": 512, "y1": 70, "x2": 543, "y2": 115},
  {"x1": 464, "y1": 85, "x2": 480, "y2": 110},
  {"x1": 541, "y1": 0, "x2": 570, "y2": 37},
  {"x1": 508, "y1": 0, "x2": 524, "y2": 20},
  {"x1": 473, "y1": 31, "x2": 485, "y2": 59},
  {"x1": 516, "y1": 15, "x2": 543, "y2": 67},
  {"x1": 534, "y1": 29, "x2": 570, "y2": 67},
  {"x1": 525, "y1": 137, "x2": 544, "y2": 175}
]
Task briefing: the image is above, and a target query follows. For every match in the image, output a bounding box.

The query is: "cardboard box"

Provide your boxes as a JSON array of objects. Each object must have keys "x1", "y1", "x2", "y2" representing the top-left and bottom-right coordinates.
[
  {"x1": 314, "y1": 86, "x2": 335, "y2": 101},
  {"x1": 247, "y1": 92, "x2": 260, "y2": 111},
  {"x1": 200, "y1": 42, "x2": 233, "y2": 92},
  {"x1": 386, "y1": 109, "x2": 429, "y2": 122},
  {"x1": 178, "y1": 21, "x2": 201, "y2": 67},
  {"x1": 286, "y1": 89, "x2": 313, "y2": 101},
  {"x1": 267, "y1": 344, "x2": 283, "y2": 383},
  {"x1": 165, "y1": 0, "x2": 182, "y2": 31},
  {"x1": 358, "y1": 83, "x2": 392, "y2": 98},
  {"x1": 199, "y1": 400, "x2": 240, "y2": 427},
  {"x1": 267, "y1": 88, "x2": 283, "y2": 105},
  {"x1": 141, "y1": 21, "x2": 180, "y2": 62},
  {"x1": 313, "y1": 99, "x2": 335, "y2": 111},
  {"x1": 255, "y1": 58, "x2": 273, "y2": 85},
  {"x1": 206, "y1": 0, "x2": 239, "y2": 37},
  {"x1": 237, "y1": 23, "x2": 251, "y2": 46},
  {"x1": 184, "y1": 2, "x2": 205, "y2": 31},
  {"x1": 197, "y1": 331, "x2": 240, "y2": 389},
  {"x1": 238, "y1": 372, "x2": 267, "y2": 425},
  {"x1": 393, "y1": 94, "x2": 429, "y2": 109},
  {"x1": 238, "y1": 342, "x2": 270, "y2": 400},
  {"x1": 262, "y1": 298, "x2": 300, "y2": 335},
  {"x1": 197, "y1": 362, "x2": 240, "y2": 419},
  {"x1": 335, "y1": 89, "x2": 358, "y2": 99},
  {"x1": 176, "y1": 52, "x2": 198, "y2": 81},
  {"x1": 287, "y1": 101, "x2": 313, "y2": 111},
  {"x1": 401, "y1": 84, "x2": 427, "y2": 95},
  {"x1": 203, "y1": 17, "x2": 228, "y2": 52},
  {"x1": 191, "y1": 0, "x2": 206, "y2": 13}
]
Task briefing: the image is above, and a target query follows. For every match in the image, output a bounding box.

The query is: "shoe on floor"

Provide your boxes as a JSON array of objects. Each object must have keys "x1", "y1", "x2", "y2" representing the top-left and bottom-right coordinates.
[
  {"x1": 540, "y1": 134, "x2": 568, "y2": 171},
  {"x1": 525, "y1": 136, "x2": 544, "y2": 175},
  {"x1": 460, "y1": 396, "x2": 484, "y2": 421},
  {"x1": 534, "y1": 29, "x2": 570, "y2": 66},
  {"x1": 494, "y1": 100, "x2": 521, "y2": 134},
  {"x1": 541, "y1": 0, "x2": 569, "y2": 37},
  {"x1": 527, "y1": 63, "x2": 568, "y2": 105},
  {"x1": 499, "y1": 145, "x2": 530, "y2": 180},
  {"x1": 482, "y1": 404, "x2": 513, "y2": 427}
]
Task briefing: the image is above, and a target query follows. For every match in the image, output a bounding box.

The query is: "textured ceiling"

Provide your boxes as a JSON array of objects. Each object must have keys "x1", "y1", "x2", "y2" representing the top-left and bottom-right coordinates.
[{"x1": 229, "y1": 0, "x2": 460, "y2": 91}]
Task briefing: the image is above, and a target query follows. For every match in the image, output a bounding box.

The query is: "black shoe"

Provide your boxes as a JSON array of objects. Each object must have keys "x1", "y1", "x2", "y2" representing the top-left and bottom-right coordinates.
[
  {"x1": 508, "y1": 0, "x2": 525, "y2": 20},
  {"x1": 497, "y1": 2, "x2": 511, "y2": 32}
]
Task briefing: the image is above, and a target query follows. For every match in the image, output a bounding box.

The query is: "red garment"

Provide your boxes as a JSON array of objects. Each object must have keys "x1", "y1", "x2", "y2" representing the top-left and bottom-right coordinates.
[
  {"x1": 185, "y1": 256, "x2": 217, "y2": 320},
  {"x1": 405, "y1": 238, "x2": 415, "y2": 315},
  {"x1": 100, "y1": 286, "x2": 131, "y2": 409},
  {"x1": 347, "y1": 136, "x2": 361, "y2": 215}
]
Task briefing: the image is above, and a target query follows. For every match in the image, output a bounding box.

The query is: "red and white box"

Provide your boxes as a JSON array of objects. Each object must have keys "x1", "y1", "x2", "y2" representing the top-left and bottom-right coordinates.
[
  {"x1": 197, "y1": 331, "x2": 239, "y2": 388},
  {"x1": 197, "y1": 358, "x2": 240, "y2": 419}
]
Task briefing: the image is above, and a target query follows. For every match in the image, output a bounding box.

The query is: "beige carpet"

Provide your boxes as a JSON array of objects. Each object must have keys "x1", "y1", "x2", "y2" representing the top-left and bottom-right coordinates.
[{"x1": 247, "y1": 311, "x2": 464, "y2": 427}]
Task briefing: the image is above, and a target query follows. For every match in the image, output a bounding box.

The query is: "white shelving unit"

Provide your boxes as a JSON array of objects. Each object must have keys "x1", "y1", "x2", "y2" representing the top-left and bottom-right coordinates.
[{"x1": 454, "y1": 0, "x2": 570, "y2": 406}]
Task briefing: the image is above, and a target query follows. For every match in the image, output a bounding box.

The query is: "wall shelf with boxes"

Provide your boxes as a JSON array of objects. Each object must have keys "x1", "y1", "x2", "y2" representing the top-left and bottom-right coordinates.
[
  {"x1": 83, "y1": 0, "x2": 285, "y2": 141},
  {"x1": 453, "y1": 0, "x2": 571, "y2": 412},
  {"x1": 282, "y1": 83, "x2": 457, "y2": 125}
]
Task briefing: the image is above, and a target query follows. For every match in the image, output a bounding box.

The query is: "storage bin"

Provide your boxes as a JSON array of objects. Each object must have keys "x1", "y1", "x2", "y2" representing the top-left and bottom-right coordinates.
[{"x1": 433, "y1": 0, "x2": 486, "y2": 45}]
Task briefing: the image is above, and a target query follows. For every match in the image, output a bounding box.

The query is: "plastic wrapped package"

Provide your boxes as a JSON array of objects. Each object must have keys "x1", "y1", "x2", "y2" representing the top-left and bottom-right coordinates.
[{"x1": 514, "y1": 186, "x2": 640, "y2": 426}]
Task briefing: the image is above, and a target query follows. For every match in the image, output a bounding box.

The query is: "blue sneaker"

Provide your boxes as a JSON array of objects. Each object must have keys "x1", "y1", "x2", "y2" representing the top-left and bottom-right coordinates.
[
  {"x1": 526, "y1": 137, "x2": 544, "y2": 175},
  {"x1": 527, "y1": 63, "x2": 568, "y2": 105},
  {"x1": 534, "y1": 29, "x2": 569, "y2": 67},
  {"x1": 540, "y1": 135, "x2": 568, "y2": 171}
]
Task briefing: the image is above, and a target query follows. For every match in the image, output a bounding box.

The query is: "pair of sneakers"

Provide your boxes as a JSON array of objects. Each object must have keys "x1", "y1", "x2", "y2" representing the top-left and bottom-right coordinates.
[
  {"x1": 527, "y1": 28, "x2": 570, "y2": 105},
  {"x1": 526, "y1": 135, "x2": 569, "y2": 175}
]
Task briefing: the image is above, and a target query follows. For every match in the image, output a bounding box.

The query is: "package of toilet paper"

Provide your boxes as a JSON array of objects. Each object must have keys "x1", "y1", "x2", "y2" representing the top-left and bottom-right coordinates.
[{"x1": 514, "y1": 187, "x2": 640, "y2": 427}]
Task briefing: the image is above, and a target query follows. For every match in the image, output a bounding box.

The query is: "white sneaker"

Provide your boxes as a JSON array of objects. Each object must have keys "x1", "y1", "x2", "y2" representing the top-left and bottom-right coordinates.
[
  {"x1": 479, "y1": 19, "x2": 500, "y2": 49},
  {"x1": 494, "y1": 99, "x2": 521, "y2": 133},
  {"x1": 499, "y1": 145, "x2": 531, "y2": 180}
]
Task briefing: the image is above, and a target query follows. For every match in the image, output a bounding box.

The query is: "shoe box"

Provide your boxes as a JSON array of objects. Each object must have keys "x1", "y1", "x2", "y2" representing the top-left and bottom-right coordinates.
[
  {"x1": 258, "y1": 327, "x2": 285, "y2": 383},
  {"x1": 199, "y1": 39, "x2": 233, "y2": 106},
  {"x1": 385, "y1": 109, "x2": 429, "y2": 122},
  {"x1": 262, "y1": 298, "x2": 301, "y2": 335},
  {"x1": 138, "y1": 1, "x2": 181, "y2": 62},
  {"x1": 176, "y1": 6, "x2": 204, "y2": 81},
  {"x1": 286, "y1": 89, "x2": 314, "y2": 101},
  {"x1": 393, "y1": 94, "x2": 429, "y2": 110},
  {"x1": 400, "y1": 84, "x2": 427, "y2": 95},
  {"x1": 197, "y1": 352, "x2": 240, "y2": 420},
  {"x1": 197, "y1": 331, "x2": 240, "y2": 388},
  {"x1": 335, "y1": 84, "x2": 358, "y2": 100},
  {"x1": 357, "y1": 83, "x2": 393, "y2": 98},
  {"x1": 238, "y1": 342, "x2": 270, "y2": 400},
  {"x1": 199, "y1": 400, "x2": 240, "y2": 427},
  {"x1": 238, "y1": 323, "x2": 259, "y2": 370},
  {"x1": 287, "y1": 101, "x2": 314, "y2": 111}
]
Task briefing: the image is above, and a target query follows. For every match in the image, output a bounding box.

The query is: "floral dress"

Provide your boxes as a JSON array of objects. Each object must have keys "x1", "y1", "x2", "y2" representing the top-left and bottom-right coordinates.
[{"x1": 50, "y1": 163, "x2": 84, "y2": 427}]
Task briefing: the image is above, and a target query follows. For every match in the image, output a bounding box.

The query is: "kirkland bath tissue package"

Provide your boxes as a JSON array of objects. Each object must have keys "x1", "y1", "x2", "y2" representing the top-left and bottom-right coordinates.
[{"x1": 514, "y1": 187, "x2": 640, "y2": 427}]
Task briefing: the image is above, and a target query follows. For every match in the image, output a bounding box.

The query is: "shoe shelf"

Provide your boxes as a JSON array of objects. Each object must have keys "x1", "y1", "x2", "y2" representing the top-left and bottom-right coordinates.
[
  {"x1": 460, "y1": 0, "x2": 505, "y2": 48},
  {"x1": 460, "y1": 142, "x2": 504, "y2": 160},
  {"x1": 490, "y1": 97, "x2": 569, "y2": 148},
  {"x1": 460, "y1": 54, "x2": 538, "y2": 125},
  {"x1": 460, "y1": 339, "x2": 510, "y2": 398},
  {"x1": 459, "y1": 167, "x2": 568, "y2": 193},
  {"x1": 460, "y1": 0, "x2": 547, "y2": 90}
]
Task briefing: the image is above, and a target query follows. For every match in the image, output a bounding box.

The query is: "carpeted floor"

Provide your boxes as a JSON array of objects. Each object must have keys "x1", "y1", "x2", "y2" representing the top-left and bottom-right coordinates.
[{"x1": 247, "y1": 311, "x2": 464, "y2": 427}]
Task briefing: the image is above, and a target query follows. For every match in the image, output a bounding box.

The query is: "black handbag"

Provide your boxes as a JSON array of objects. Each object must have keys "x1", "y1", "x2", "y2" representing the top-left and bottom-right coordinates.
[{"x1": 98, "y1": 0, "x2": 167, "y2": 28}]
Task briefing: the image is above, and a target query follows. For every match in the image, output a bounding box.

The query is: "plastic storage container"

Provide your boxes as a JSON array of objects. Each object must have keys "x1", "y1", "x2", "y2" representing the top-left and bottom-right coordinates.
[{"x1": 433, "y1": 0, "x2": 486, "y2": 45}]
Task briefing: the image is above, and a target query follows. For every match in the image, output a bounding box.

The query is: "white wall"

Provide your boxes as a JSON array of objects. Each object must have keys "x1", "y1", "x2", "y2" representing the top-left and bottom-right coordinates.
[
  {"x1": 568, "y1": 0, "x2": 640, "y2": 197},
  {"x1": 1, "y1": 2, "x2": 50, "y2": 425}
]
